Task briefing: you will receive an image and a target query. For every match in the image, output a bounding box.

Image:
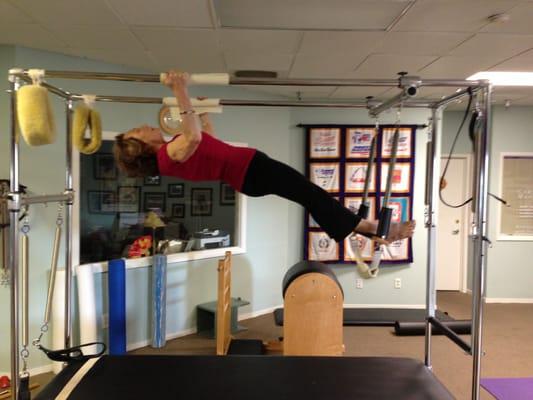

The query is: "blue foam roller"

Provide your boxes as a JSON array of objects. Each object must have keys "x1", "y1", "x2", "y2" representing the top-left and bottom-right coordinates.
[
  {"x1": 108, "y1": 258, "x2": 126, "y2": 355},
  {"x1": 151, "y1": 254, "x2": 167, "y2": 348}
]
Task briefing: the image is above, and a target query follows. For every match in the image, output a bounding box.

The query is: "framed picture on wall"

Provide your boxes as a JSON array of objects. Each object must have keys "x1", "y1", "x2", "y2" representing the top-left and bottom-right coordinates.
[
  {"x1": 143, "y1": 175, "x2": 161, "y2": 186},
  {"x1": 220, "y1": 183, "x2": 235, "y2": 205},
  {"x1": 94, "y1": 153, "x2": 117, "y2": 180},
  {"x1": 168, "y1": 183, "x2": 184, "y2": 198},
  {"x1": 191, "y1": 188, "x2": 212, "y2": 216},
  {"x1": 88, "y1": 191, "x2": 117, "y2": 214},
  {"x1": 117, "y1": 186, "x2": 140, "y2": 213},
  {"x1": 144, "y1": 192, "x2": 166, "y2": 212},
  {"x1": 171, "y1": 203, "x2": 185, "y2": 218}
]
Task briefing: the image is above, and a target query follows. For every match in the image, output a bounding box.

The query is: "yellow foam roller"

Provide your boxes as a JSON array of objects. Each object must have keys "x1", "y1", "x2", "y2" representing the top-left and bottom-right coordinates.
[
  {"x1": 16, "y1": 84, "x2": 56, "y2": 146},
  {"x1": 72, "y1": 103, "x2": 102, "y2": 154}
]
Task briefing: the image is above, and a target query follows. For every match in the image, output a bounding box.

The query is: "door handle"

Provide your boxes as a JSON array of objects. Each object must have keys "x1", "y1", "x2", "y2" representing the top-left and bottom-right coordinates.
[{"x1": 452, "y1": 229, "x2": 459, "y2": 235}]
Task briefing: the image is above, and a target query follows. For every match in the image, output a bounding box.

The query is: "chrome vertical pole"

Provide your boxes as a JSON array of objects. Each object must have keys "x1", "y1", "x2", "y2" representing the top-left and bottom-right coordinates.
[
  {"x1": 8, "y1": 75, "x2": 21, "y2": 400},
  {"x1": 424, "y1": 107, "x2": 442, "y2": 367},
  {"x1": 64, "y1": 98, "x2": 74, "y2": 348},
  {"x1": 471, "y1": 83, "x2": 491, "y2": 400}
]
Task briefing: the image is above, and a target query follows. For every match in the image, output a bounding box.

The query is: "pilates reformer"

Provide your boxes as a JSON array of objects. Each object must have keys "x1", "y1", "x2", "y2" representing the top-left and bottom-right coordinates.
[{"x1": 6, "y1": 69, "x2": 492, "y2": 400}]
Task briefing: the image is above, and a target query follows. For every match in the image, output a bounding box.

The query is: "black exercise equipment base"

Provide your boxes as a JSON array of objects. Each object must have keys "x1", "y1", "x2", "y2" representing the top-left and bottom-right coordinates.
[
  {"x1": 274, "y1": 307, "x2": 453, "y2": 326},
  {"x1": 35, "y1": 355, "x2": 454, "y2": 400}
]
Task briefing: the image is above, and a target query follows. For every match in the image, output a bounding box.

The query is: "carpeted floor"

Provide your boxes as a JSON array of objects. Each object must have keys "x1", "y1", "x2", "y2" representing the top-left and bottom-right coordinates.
[{"x1": 32, "y1": 291, "x2": 533, "y2": 400}]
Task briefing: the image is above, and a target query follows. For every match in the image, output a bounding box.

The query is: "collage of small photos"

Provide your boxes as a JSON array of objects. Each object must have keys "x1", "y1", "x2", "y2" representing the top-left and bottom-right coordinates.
[
  {"x1": 87, "y1": 153, "x2": 236, "y2": 219},
  {"x1": 304, "y1": 125, "x2": 416, "y2": 265}
]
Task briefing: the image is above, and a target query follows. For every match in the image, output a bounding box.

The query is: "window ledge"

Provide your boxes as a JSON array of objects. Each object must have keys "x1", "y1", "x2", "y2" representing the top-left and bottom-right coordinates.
[{"x1": 86, "y1": 246, "x2": 246, "y2": 274}]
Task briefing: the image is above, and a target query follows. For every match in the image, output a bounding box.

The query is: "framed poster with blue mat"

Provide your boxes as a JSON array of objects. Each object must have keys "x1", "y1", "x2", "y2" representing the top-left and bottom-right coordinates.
[{"x1": 304, "y1": 125, "x2": 416, "y2": 265}]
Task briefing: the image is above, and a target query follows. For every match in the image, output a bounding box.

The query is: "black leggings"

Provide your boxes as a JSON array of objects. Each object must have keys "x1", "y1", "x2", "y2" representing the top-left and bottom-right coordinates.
[{"x1": 241, "y1": 151, "x2": 360, "y2": 242}]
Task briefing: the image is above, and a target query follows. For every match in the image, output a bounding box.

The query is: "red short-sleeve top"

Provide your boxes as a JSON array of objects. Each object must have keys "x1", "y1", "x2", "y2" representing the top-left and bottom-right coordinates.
[{"x1": 157, "y1": 132, "x2": 256, "y2": 191}]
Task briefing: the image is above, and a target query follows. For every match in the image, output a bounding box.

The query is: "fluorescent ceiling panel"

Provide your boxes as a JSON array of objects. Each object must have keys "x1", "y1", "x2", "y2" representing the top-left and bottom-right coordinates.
[
  {"x1": 468, "y1": 71, "x2": 533, "y2": 86},
  {"x1": 214, "y1": 0, "x2": 412, "y2": 30}
]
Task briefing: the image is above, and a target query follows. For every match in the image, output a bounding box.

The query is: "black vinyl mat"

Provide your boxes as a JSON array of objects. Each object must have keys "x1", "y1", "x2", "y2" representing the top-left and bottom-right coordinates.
[
  {"x1": 35, "y1": 355, "x2": 454, "y2": 400},
  {"x1": 274, "y1": 307, "x2": 453, "y2": 326}
]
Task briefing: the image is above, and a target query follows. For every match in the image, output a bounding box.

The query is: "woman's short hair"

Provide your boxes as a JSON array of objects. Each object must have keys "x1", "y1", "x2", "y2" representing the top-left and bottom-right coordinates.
[{"x1": 113, "y1": 133, "x2": 159, "y2": 177}]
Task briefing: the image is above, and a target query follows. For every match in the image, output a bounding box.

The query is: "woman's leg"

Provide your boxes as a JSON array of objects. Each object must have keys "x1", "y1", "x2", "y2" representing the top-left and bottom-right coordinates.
[{"x1": 241, "y1": 151, "x2": 360, "y2": 242}]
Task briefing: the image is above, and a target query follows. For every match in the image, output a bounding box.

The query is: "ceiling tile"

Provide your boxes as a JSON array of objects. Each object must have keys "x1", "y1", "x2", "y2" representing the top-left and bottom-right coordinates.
[
  {"x1": 153, "y1": 51, "x2": 226, "y2": 74},
  {"x1": 0, "y1": 24, "x2": 67, "y2": 50},
  {"x1": 298, "y1": 31, "x2": 386, "y2": 56},
  {"x1": 134, "y1": 29, "x2": 225, "y2": 73},
  {"x1": 481, "y1": 3, "x2": 533, "y2": 34},
  {"x1": 490, "y1": 48, "x2": 533, "y2": 71},
  {"x1": 225, "y1": 52, "x2": 293, "y2": 73},
  {"x1": 219, "y1": 29, "x2": 301, "y2": 54},
  {"x1": 107, "y1": 0, "x2": 212, "y2": 28},
  {"x1": 393, "y1": 0, "x2": 519, "y2": 32},
  {"x1": 241, "y1": 86, "x2": 336, "y2": 99},
  {"x1": 289, "y1": 53, "x2": 367, "y2": 79},
  {"x1": 133, "y1": 28, "x2": 219, "y2": 54},
  {"x1": 419, "y1": 55, "x2": 497, "y2": 79},
  {"x1": 48, "y1": 27, "x2": 144, "y2": 51},
  {"x1": 14, "y1": 0, "x2": 122, "y2": 25},
  {"x1": 374, "y1": 32, "x2": 472, "y2": 56},
  {"x1": 60, "y1": 48, "x2": 158, "y2": 71},
  {"x1": 214, "y1": 0, "x2": 412, "y2": 30},
  {"x1": 0, "y1": 1, "x2": 34, "y2": 23},
  {"x1": 329, "y1": 86, "x2": 390, "y2": 100},
  {"x1": 354, "y1": 54, "x2": 437, "y2": 79},
  {"x1": 509, "y1": 95, "x2": 533, "y2": 105},
  {"x1": 449, "y1": 34, "x2": 533, "y2": 66}
]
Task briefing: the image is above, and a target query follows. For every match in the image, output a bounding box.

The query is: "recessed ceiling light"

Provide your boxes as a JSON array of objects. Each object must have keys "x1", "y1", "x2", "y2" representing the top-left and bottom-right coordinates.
[{"x1": 468, "y1": 71, "x2": 533, "y2": 86}]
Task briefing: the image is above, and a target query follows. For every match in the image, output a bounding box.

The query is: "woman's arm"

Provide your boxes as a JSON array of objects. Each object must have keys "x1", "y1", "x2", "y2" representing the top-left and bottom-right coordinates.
[
  {"x1": 163, "y1": 71, "x2": 202, "y2": 162},
  {"x1": 198, "y1": 112, "x2": 215, "y2": 136}
]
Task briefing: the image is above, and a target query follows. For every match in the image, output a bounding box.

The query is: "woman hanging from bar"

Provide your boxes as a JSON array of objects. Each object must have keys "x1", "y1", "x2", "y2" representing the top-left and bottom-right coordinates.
[{"x1": 113, "y1": 71, "x2": 415, "y2": 244}]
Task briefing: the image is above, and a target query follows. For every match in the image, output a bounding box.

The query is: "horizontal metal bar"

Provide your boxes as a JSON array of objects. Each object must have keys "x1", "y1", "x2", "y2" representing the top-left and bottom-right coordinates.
[
  {"x1": 10, "y1": 69, "x2": 487, "y2": 89},
  {"x1": 428, "y1": 317, "x2": 472, "y2": 354},
  {"x1": 369, "y1": 89, "x2": 410, "y2": 117},
  {"x1": 72, "y1": 94, "x2": 161, "y2": 104},
  {"x1": 13, "y1": 74, "x2": 72, "y2": 99},
  {"x1": 435, "y1": 86, "x2": 481, "y2": 109},
  {"x1": 229, "y1": 77, "x2": 400, "y2": 87},
  {"x1": 71, "y1": 94, "x2": 434, "y2": 108},
  {"x1": 21, "y1": 193, "x2": 73, "y2": 206}
]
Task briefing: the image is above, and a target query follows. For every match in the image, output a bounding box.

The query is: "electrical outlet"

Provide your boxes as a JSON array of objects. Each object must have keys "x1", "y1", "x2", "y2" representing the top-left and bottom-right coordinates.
[
  {"x1": 394, "y1": 278, "x2": 402, "y2": 289},
  {"x1": 356, "y1": 279, "x2": 363, "y2": 289}
]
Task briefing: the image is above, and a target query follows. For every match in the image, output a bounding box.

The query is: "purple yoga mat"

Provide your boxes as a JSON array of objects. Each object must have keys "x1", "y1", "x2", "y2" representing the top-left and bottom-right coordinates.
[{"x1": 480, "y1": 377, "x2": 533, "y2": 400}]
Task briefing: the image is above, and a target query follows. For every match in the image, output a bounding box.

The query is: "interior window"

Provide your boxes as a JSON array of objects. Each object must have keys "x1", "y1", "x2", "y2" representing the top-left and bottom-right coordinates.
[{"x1": 79, "y1": 140, "x2": 237, "y2": 264}]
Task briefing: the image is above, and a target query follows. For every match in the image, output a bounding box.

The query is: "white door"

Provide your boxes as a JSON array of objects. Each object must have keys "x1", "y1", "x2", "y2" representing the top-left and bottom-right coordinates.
[{"x1": 437, "y1": 157, "x2": 469, "y2": 291}]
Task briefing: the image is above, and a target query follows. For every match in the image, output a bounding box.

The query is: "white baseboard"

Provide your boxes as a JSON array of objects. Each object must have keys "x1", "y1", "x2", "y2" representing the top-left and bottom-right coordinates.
[
  {"x1": 0, "y1": 363, "x2": 53, "y2": 379},
  {"x1": 344, "y1": 304, "x2": 425, "y2": 309},
  {"x1": 238, "y1": 304, "x2": 283, "y2": 320},
  {"x1": 127, "y1": 327, "x2": 197, "y2": 351},
  {"x1": 485, "y1": 298, "x2": 533, "y2": 304},
  {"x1": 466, "y1": 289, "x2": 472, "y2": 294}
]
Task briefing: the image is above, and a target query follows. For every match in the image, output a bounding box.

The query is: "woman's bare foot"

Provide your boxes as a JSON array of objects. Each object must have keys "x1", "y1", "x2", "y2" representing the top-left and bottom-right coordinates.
[
  {"x1": 387, "y1": 220, "x2": 416, "y2": 243},
  {"x1": 354, "y1": 219, "x2": 416, "y2": 244}
]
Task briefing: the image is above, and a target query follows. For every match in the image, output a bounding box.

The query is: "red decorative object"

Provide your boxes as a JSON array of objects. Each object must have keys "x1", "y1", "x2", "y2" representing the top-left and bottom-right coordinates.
[
  {"x1": 0, "y1": 375, "x2": 10, "y2": 389},
  {"x1": 128, "y1": 235, "x2": 152, "y2": 258}
]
